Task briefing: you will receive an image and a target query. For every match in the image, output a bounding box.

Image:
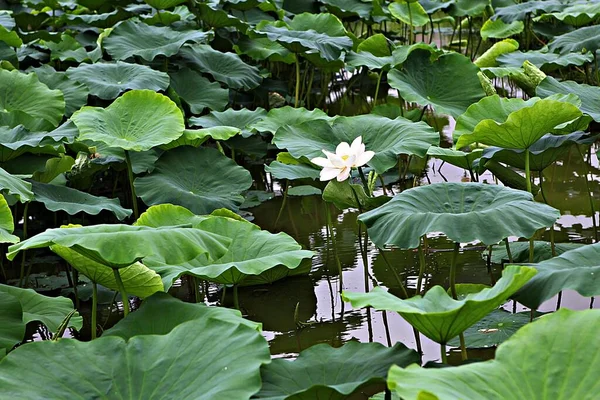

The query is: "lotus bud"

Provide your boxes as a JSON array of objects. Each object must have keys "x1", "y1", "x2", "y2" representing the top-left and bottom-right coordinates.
[{"x1": 478, "y1": 71, "x2": 497, "y2": 96}]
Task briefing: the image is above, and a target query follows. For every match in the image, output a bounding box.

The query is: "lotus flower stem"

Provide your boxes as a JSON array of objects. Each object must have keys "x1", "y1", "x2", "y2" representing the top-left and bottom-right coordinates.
[
  {"x1": 358, "y1": 167, "x2": 370, "y2": 194},
  {"x1": 91, "y1": 281, "x2": 97, "y2": 340},
  {"x1": 112, "y1": 268, "x2": 129, "y2": 317},
  {"x1": 124, "y1": 150, "x2": 139, "y2": 220},
  {"x1": 373, "y1": 70, "x2": 383, "y2": 107},
  {"x1": 294, "y1": 56, "x2": 301, "y2": 107},
  {"x1": 233, "y1": 285, "x2": 240, "y2": 310},
  {"x1": 440, "y1": 343, "x2": 448, "y2": 364},
  {"x1": 525, "y1": 150, "x2": 535, "y2": 262},
  {"x1": 18, "y1": 202, "x2": 29, "y2": 287},
  {"x1": 274, "y1": 181, "x2": 289, "y2": 227}
]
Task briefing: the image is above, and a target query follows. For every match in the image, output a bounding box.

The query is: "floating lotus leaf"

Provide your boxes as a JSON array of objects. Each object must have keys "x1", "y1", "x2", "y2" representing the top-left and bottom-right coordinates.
[
  {"x1": 537, "y1": 76, "x2": 600, "y2": 122},
  {"x1": 134, "y1": 147, "x2": 252, "y2": 214},
  {"x1": 389, "y1": 1, "x2": 429, "y2": 27},
  {"x1": 427, "y1": 147, "x2": 482, "y2": 171},
  {"x1": 6, "y1": 224, "x2": 230, "y2": 269},
  {"x1": 0, "y1": 313, "x2": 271, "y2": 399},
  {"x1": 65, "y1": 61, "x2": 170, "y2": 100},
  {"x1": 179, "y1": 44, "x2": 263, "y2": 90},
  {"x1": 190, "y1": 108, "x2": 267, "y2": 137},
  {"x1": 480, "y1": 18, "x2": 524, "y2": 40},
  {"x1": 493, "y1": 0, "x2": 563, "y2": 23},
  {"x1": 104, "y1": 292, "x2": 259, "y2": 338},
  {"x1": 0, "y1": 283, "x2": 82, "y2": 357},
  {"x1": 251, "y1": 106, "x2": 329, "y2": 134},
  {"x1": 273, "y1": 114, "x2": 439, "y2": 175},
  {"x1": 169, "y1": 67, "x2": 228, "y2": 114},
  {"x1": 0, "y1": 167, "x2": 33, "y2": 202},
  {"x1": 137, "y1": 204, "x2": 313, "y2": 287},
  {"x1": 287, "y1": 185, "x2": 321, "y2": 196},
  {"x1": 0, "y1": 69, "x2": 65, "y2": 131},
  {"x1": 344, "y1": 265, "x2": 536, "y2": 344},
  {"x1": 497, "y1": 50, "x2": 593, "y2": 70},
  {"x1": 455, "y1": 98, "x2": 582, "y2": 150},
  {"x1": 359, "y1": 183, "x2": 560, "y2": 249},
  {"x1": 256, "y1": 341, "x2": 419, "y2": 400},
  {"x1": 104, "y1": 19, "x2": 212, "y2": 61},
  {"x1": 31, "y1": 181, "x2": 132, "y2": 220},
  {"x1": 548, "y1": 25, "x2": 600, "y2": 54},
  {"x1": 31, "y1": 65, "x2": 88, "y2": 117},
  {"x1": 252, "y1": 13, "x2": 353, "y2": 61},
  {"x1": 512, "y1": 242, "x2": 600, "y2": 309},
  {"x1": 488, "y1": 241, "x2": 584, "y2": 264},
  {"x1": 0, "y1": 195, "x2": 17, "y2": 243},
  {"x1": 71, "y1": 90, "x2": 185, "y2": 152},
  {"x1": 388, "y1": 308, "x2": 600, "y2": 400},
  {"x1": 388, "y1": 50, "x2": 485, "y2": 118}
]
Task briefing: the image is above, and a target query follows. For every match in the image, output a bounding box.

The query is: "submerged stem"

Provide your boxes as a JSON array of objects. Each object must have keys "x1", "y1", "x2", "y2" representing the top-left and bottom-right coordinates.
[
  {"x1": 112, "y1": 268, "x2": 129, "y2": 317},
  {"x1": 124, "y1": 151, "x2": 139, "y2": 220}
]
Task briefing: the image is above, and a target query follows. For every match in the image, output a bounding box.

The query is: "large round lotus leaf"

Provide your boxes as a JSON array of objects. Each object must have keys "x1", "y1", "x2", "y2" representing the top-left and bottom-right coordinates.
[
  {"x1": 0, "y1": 316, "x2": 271, "y2": 399},
  {"x1": 190, "y1": 108, "x2": 267, "y2": 137},
  {"x1": 104, "y1": 291, "x2": 259, "y2": 338},
  {"x1": 455, "y1": 98, "x2": 582, "y2": 150},
  {"x1": 512, "y1": 242, "x2": 600, "y2": 309},
  {"x1": 448, "y1": 0, "x2": 488, "y2": 17},
  {"x1": 321, "y1": 0, "x2": 373, "y2": 19},
  {"x1": 256, "y1": 341, "x2": 419, "y2": 400},
  {"x1": 493, "y1": 1, "x2": 563, "y2": 23},
  {"x1": 71, "y1": 90, "x2": 185, "y2": 152},
  {"x1": 479, "y1": 131, "x2": 597, "y2": 172},
  {"x1": 480, "y1": 18, "x2": 524, "y2": 40},
  {"x1": 389, "y1": 1, "x2": 429, "y2": 27},
  {"x1": 359, "y1": 183, "x2": 560, "y2": 249},
  {"x1": 139, "y1": 207, "x2": 313, "y2": 287},
  {"x1": 388, "y1": 50, "x2": 485, "y2": 118},
  {"x1": 498, "y1": 50, "x2": 592, "y2": 70},
  {"x1": 540, "y1": 3, "x2": 600, "y2": 26},
  {"x1": 0, "y1": 167, "x2": 33, "y2": 202},
  {"x1": 388, "y1": 308, "x2": 600, "y2": 400},
  {"x1": 65, "y1": 61, "x2": 170, "y2": 100},
  {"x1": 161, "y1": 127, "x2": 241, "y2": 150},
  {"x1": 144, "y1": 0, "x2": 186, "y2": 9},
  {"x1": 343, "y1": 265, "x2": 536, "y2": 344},
  {"x1": 253, "y1": 13, "x2": 353, "y2": 61},
  {"x1": 0, "y1": 291, "x2": 22, "y2": 358},
  {"x1": 104, "y1": 19, "x2": 212, "y2": 61},
  {"x1": 0, "y1": 69, "x2": 65, "y2": 131},
  {"x1": 273, "y1": 115, "x2": 439, "y2": 175},
  {"x1": 169, "y1": 67, "x2": 228, "y2": 114},
  {"x1": 31, "y1": 181, "x2": 132, "y2": 220},
  {"x1": 0, "y1": 194, "x2": 17, "y2": 243},
  {"x1": 31, "y1": 65, "x2": 88, "y2": 117},
  {"x1": 427, "y1": 147, "x2": 482, "y2": 171},
  {"x1": 537, "y1": 76, "x2": 600, "y2": 122},
  {"x1": 251, "y1": 106, "x2": 329, "y2": 134},
  {"x1": 6, "y1": 224, "x2": 230, "y2": 269},
  {"x1": 178, "y1": 44, "x2": 263, "y2": 90},
  {"x1": 548, "y1": 25, "x2": 600, "y2": 54},
  {"x1": 0, "y1": 283, "x2": 82, "y2": 343},
  {"x1": 135, "y1": 147, "x2": 252, "y2": 215},
  {"x1": 51, "y1": 243, "x2": 163, "y2": 299}
]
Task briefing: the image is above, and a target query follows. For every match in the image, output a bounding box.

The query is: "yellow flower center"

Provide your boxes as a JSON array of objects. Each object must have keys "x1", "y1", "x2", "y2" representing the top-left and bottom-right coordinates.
[{"x1": 341, "y1": 155, "x2": 349, "y2": 161}]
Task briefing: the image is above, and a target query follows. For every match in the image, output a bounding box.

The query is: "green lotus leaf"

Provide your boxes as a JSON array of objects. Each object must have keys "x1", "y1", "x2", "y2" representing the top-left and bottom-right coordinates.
[
  {"x1": 0, "y1": 167, "x2": 33, "y2": 202},
  {"x1": 488, "y1": 240, "x2": 584, "y2": 265},
  {"x1": 388, "y1": 50, "x2": 485, "y2": 118},
  {"x1": 0, "y1": 314, "x2": 271, "y2": 399},
  {"x1": 104, "y1": 19, "x2": 212, "y2": 61},
  {"x1": 161, "y1": 127, "x2": 240, "y2": 150},
  {"x1": 71, "y1": 90, "x2": 184, "y2": 152},
  {"x1": 234, "y1": 36, "x2": 295, "y2": 63},
  {"x1": 0, "y1": 11, "x2": 15, "y2": 30},
  {"x1": 31, "y1": 181, "x2": 132, "y2": 220},
  {"x1": 133, "y1": 204, "x2": 201, "y2": 228},
  {"x1": 169, "y1": 67, "x2": 228, "y2": 114},
  {"x1": 448, "y1": 0, "x2": 489, "y2": 17},
  {"x1": 265, "y1": 161, "x2": 320, "y2": 180},
  {"x1": 144, "y1": 0, "x2": 186, "y2": 9},
  {"x1": 252, "y1": 13, "x2": 353, "y2": 61},
  {"x1": 190, "y1": 107, "x2": 267, "y2": 137},
  {"x1": 178, "y1": 44, "x2": 263, "y2": 90},
  {"x1": 42, "y1": 34, "x2": 92, "y2": 63},
  {"x1": 0, "y1": 283, "x2": 82, "y2": 356},
  {"x1": 30, "y1": 65, "x2": 88, "y2": 117},
  {"x1": 256, "y1": 341, "x2": 419, "y2": 400},
  {"x1": 474, "y1": 39, "x2": 519, "y2": 68},
  {"x1": 447, "y1": 309, "x2": 533, "y2": 349},
  {"x1": 104, "y1": 291, "x2": 259, "y2": 338},
  {"x1": 344, "y1": 265, "x2": 536, "y2": 344},
  {"x1": 389, "y1": 1, "x2": 429, "y2": 27},
  {"x1": 50, "y1": 232, "x2": 163, "y2": 300},
  {"x1": 142, "y1": 208, "x2": 313, "y2": 287},
  {"x1": 273, "y1": 115, "x2": 439, "y2": 175},
  {"x1": 65, "y1": 61, "x2": 169, "y2": 100},
  {"x1": 493, "y1": 0, "x2": 564, "y2": 23},
  {"x1": 548, "y1": 25, "x2": 600, "y2": 55},
  {"x1": 0, "y1": 69, "x2": 65, "y2": 131},
  {"x1": 0, "y1": 123, "x2": 75, "y2": 163},
  {"x1": 512, "y1": 242, "x2": 600, "y2": 309},
  {"x1": 480, "y1": 18, "x2": 524, "y2": 40},
  {"x1": 426, "y1": 147, "x2": 482, "y2": 171},
  {"x1": 6, "y1": 224, "x2": 230, "y2": 269},
  {"x1": 455, "y1": 98, "x2": 582, "y2": 150},
  {"x1": 31, "y1": 154, "x2": 75, "y2": 184},
  {"x1": 321, "y1": 0, "x2": 374, "y2": 20},
  {"x1": 288, "y1": 185, "x2": 321, "y2": 197},
  {"x1": 61, "y1": 9, "x2": 132, "y2": 29},
  {"x1": 359, "y1": 183, "x2": 560, "y2": 249},
  {"x1": 0, "y1": 194, "x2": 17, "y2": 243},
  {"x1": 347, "y1": 41, "x2": 441, "y2": 71},
  {"x1": 387, "y1": 308, "x2": 600, "y2": 400},
  {"x1": 479, "y1": 131, "x2": 598, "y2": 172},
  {"x1": 251, "y1": 106, "x2": 329, "y2": 134},
  {"x1": 497, "y1": 49, "x2": 593, "y2": 70},
  {"x1": 537, "y1": 2, "x2": 600, "y2": 26},
  {"x1": 537, "y1": 76, "x2": 600, "y2": 122},
  {"x1": 134, "y1": 147, "x2": 252, "y2": 214},
  {"x1": 195, "y1": 3, "x2": 248, "y2": 30},
  {"x1": 323, "y1": 180, "x2": 390, "y2": 211}
]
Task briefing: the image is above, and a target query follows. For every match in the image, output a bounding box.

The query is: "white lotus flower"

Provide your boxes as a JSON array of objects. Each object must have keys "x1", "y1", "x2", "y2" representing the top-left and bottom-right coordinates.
[{"x1": 311, "y1": 136, "x2": 375, "y2": 182}]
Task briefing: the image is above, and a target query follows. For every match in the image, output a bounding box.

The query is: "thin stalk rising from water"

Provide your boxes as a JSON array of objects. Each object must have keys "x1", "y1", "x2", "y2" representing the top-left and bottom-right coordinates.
[
  {"x1": 112, "y1": 268, "x2": 129, "y2": 317},
  {"x1": 124, "y1": 150, "x2": 139, "y2": 220},
  {"x1": 91, "y1": 281, "x2": 97, "y2": 340}
]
